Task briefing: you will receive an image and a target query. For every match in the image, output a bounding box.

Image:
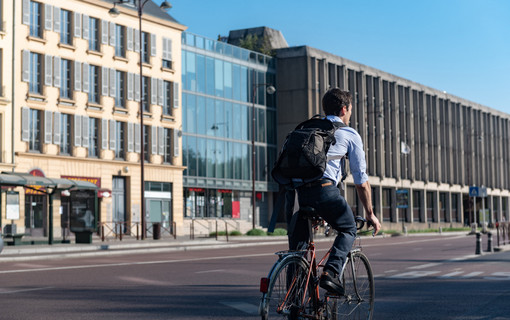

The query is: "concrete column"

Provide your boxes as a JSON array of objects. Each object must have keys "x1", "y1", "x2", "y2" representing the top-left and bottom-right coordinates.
[
  {"x1": 375, "y1": 77, "x2": 384, "y2": 179},
  {"x1": 391, "y1": 82, "x2": 400, "y2": 180},
  {"x1": 422, "y1": 94, "x2": 429, "y2": 181},
  {"x1": 407, "y1": 88, "x2": 415, "y2": 181}
]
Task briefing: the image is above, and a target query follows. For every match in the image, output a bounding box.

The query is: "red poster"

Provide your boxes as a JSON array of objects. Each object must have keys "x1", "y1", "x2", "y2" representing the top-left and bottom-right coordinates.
[{"x1": 232, "y1": 201, "x2": 240, "y2": 219}]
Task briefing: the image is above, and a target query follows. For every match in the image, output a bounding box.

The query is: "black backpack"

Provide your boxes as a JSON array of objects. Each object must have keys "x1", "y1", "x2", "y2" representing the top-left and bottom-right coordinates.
[{"x1": 271, "y1": 115, "x2": 347, "y2": 187}]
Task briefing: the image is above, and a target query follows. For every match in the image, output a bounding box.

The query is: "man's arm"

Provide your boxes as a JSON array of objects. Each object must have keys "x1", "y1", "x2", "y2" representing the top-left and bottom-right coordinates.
[{"x1": 355, "y1": 181, "x2": 382, "y2": 236}]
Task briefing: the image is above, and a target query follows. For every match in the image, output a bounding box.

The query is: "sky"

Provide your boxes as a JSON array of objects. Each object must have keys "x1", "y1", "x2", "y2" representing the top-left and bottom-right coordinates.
[{"x1": 158, "y1": 0, "x2": 510, "y2": 115}]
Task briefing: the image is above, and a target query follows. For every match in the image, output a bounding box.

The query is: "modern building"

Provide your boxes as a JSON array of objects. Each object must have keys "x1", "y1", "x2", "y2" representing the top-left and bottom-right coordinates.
[
  {"x1": 0, "y1": 0, "x2": 186, "y2": 239},
  {"x1": 181, "y1": 31, "x2": 277, "y2": 234},
  {"x1": 274, "y1": 43, "x2": 510, "y2": 230}
]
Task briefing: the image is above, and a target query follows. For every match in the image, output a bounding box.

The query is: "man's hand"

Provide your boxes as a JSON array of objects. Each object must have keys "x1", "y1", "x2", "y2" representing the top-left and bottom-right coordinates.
[{"x1": 366, "y1": 214, "x2": 381, "y2": 236}]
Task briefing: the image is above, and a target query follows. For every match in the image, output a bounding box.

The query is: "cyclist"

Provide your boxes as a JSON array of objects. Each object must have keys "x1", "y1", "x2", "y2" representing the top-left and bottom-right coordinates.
[{"x1": 287, "y1": 88, "x2": 381, "y2": 296}]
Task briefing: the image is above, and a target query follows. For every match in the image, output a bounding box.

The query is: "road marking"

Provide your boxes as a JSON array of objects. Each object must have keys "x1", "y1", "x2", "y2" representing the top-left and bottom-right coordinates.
[
  {"x1": 389, "y1": 271, "x2": 440, "y2": 279},
  {"x1": 408, "y1": 263, "x2": 442, "y2": 270},
  {"x1": 384, "y1": 270, "x2": 398, "y2": 273},
  {"x1": 117, "y1": 276, "x2": 173, "y2": 286},
  {"x1": 0, "y1": 287, "x2": 53, "y2": 294},
  {"x1": 220, "y1": 301, "x2": 259, "y2": 315},
  {"x1": 461, "y1": 272, "x2": 483, "y2": 278},
  {"x1": 484, "y1": 272, "x2": 510, "y2": 280},
  {"x1": 196, "y1": 269, "x2": 226, "y2": 274},
  {"x1": 438, "y1": 271, "x2": 464, "y2": 279}
]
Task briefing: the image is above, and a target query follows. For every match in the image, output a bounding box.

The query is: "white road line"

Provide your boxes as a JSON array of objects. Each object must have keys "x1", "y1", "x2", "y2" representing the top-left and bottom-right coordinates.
[
  {"x1": 220, "y1": 301, "x2": 259, "y2": 315},
  {"x1": 408, "y1": 263, "x2": 442, "y2": 270},
  {"x1": 438, "y1": 271, "x2": 464, "y2": 279},
  {"x1": 0, "y1": 287, "x2": 53, "y2": 294},
  {"x1": 384, "y1": 270, "x2": 398, "y2": 273},
  {"x1": 389, "y1": 271, "x2": 440, "y2": 279},
  {"x1": 195, "y1": 269, "x2": 226, "y2": 274},
  {"x1": 461, "y1": 272, "x2": 483, "y2": 278}
]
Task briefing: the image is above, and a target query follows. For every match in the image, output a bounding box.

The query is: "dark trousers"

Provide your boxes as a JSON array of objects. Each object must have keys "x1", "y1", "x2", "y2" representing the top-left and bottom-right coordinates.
[{"x1": 287, "y1": 184, "x2": 356, "y2": 275}]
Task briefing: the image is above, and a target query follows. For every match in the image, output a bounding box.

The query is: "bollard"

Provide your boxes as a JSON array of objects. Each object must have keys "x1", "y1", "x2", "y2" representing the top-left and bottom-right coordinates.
[
  {"x1": 487, "y1": 232, "x2": 493, "y2": 252},
  {"x1": 403, "y1": 226, "x2": 408, "y2": 236},
  {"x1": 471, "y1": 223, "x2": 477, "y2": 234},
  {"x1": 475, "y1": 232, "x2": 482, "y2": 255},
  {"x1": 439, "y1": 227, "x2": 443, "y2": 234}
]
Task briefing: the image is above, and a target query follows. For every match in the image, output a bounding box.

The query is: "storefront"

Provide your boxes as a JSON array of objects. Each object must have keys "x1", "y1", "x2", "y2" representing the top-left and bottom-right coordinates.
[{"x1": 184, "y1": 187, "x2": 239, "y2": 219}]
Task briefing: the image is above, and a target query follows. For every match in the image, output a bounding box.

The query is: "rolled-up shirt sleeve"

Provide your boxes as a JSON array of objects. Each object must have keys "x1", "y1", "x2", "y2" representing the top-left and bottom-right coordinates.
[{"x1": 347, "y1": 131, "x2": 369, "y2": 185}]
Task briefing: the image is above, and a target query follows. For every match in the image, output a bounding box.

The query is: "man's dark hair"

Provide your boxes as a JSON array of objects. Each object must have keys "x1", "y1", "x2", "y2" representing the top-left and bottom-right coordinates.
[{"x1": 322, "y1": 88, "x2": 352, "y2": 116}]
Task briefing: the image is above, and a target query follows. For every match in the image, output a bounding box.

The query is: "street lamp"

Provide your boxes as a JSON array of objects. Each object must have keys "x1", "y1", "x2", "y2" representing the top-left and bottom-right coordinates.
[
  {"x1": 251, "y1": 77, "x2": 275, "y2": 230},
  {"x1": 109, "y1": 0, "x2": 172, "y2": 240}
]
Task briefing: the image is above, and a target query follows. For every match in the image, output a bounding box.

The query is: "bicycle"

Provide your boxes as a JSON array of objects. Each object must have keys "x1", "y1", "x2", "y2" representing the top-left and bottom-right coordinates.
[{"x1": 259, "y1": 206, "x2": 375, "y2": 319}]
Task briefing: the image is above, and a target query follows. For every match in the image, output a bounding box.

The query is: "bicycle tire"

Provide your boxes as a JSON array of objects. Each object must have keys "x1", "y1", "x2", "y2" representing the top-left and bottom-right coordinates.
[
  {"x1": 260, "y1": 255, "x2": 314, "y2": 320},
  {"x1": 329, "y1": 251, "x2": 374, "y2": 320}
]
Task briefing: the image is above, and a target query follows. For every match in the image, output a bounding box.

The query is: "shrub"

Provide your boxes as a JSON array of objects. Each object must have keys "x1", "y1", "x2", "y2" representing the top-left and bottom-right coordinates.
[
  {"x1": 229, "y1": 230, "x2": 243, "y2": 236},
  {"x1": 268, "y1": 228, "x2": 288, "y2": 236},
  {"x1": 209, "y1": 231, "x2": 227, "y2": 237},
  {"x1": 246, "y1": 228, "x2": 267, "y2": 236}
]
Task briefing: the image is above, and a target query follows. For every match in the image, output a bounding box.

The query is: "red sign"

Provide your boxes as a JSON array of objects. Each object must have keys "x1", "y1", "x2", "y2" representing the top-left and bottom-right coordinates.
[
  {"x1": 25, "y1": 169, "x2": 46, "y2": 195},
  {"x1": 189, "y1": 188, "x2": 205, "y2": 192},
  {"x1": 232, "y1": 201, "x2": 240, "y2": 219},
  {"x1": 218, "y1": 189, "x2": 232, "y2": 194},
  {"x1": 61, "y1": 176, "x2": 101, "y2": 188}
]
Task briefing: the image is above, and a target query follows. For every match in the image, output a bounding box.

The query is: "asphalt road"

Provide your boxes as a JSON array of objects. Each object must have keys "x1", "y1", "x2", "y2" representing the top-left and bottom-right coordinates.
[{"x1": 0, "y1": 234, "x2": 509, "y2": 319}]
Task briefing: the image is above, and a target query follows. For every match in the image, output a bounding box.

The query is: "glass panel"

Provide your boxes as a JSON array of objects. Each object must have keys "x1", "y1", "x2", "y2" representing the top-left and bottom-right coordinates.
[
  {"x1": 243, "y1": 143, "x2": 250, "y2": 181},
  {"x1": 214, "y1": 60, "x2": 223, "y2": 97},
  {"x1": 223, "y1": 62, "x2": 232, "y2": 99},
  {"x1": 185, "y1": 51, "x2": 196, "y2": 91},
  {"x1": 232, "y1": 64, "x2": 241, "y2": 101},
  {"x1": 226, "y1": 142, "x2": 233, "y2": 179},
  {"x1": 182, "y1": 93, "x2": 188, "y2": 131},
  {"x1": 216, "y1": 140, "x2": 225, "y2": 178},
  {"x1": 242, "y1": 105, "x2": 249, "y2": 141},
  {"x1": 257, "y1": 108, "x2": 265, "y2": 143},
  {"x1": 185, "y1": 33, "x2": 194, "y2": 46},
  {"x1": 187, "y1": 136, "x2": 197, "y2": 176},
  {"x1": 197, "y1": 139, "x2": 206, "y2": 177},
  {"x1": 206, "y1": 98, "x2": 215, "y2": 136},
  {"x1": 215, "y1": 100, "x2": 224, "y2": 137},
  {"x1": 224, "y1": 102, "x2": 233, "y2": 139},
  {"x1": 234, "y1": 143, "x2": 242, "y2": 180},
  {"x1": 195, "y1": 35, "x2": 204, "y2": 49},
  {"x1": 196, "y1": 54, "x2": 205, "y2": 93},
  {"x1": 196, "y1": 96, "x2": 206, "y2": 135},
  {"x1": 206, "y1": 138, "x2": 215, "y2": 178},
  {"x1": 267, "y1": 110, "x2": 276, "y2": 144},
  {"x1": 186, "y1": 94, "x2": 196, "y2": 133},
  {"x1": 257, "y1": 146, "x2": 266, "y2": 181},
  {"x1": 233, "y1": 104, "x2": 242, "y2": 139},
  {"x1": 182, "y1": 135, "x2": 188, "y2": 175},
  {"x1": 206, "y1": 57, "x2": 215, "y2": 96},
  {"x1": 241, "y1": 66, "x2": 248, "y2": 102}
]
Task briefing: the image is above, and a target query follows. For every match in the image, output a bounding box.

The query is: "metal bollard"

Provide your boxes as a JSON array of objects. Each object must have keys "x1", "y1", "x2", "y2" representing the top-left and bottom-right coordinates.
[
  {"x1": 475, "y1": 232, "x2": 482, "y2": 255},
  {"x1": 487, "y1": 232, "x2": 493, "y2": 252}
]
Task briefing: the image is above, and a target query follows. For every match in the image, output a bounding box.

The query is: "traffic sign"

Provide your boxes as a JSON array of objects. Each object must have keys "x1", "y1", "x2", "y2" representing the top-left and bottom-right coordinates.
[{"x1": 469, "y1": 186, "x2": 479, "y2": 197}]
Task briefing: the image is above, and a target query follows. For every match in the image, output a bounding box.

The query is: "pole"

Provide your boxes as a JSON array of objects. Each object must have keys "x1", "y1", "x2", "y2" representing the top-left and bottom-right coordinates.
[
  {"x1": 138, "y1": 1, "x2": 146, "y2": 240},
  {"x1": 474, "y1": 196, "x2": 477, "y2": 225},
  {"x1": 251, "y1": 72, "x2": 256, "y2": 230}
]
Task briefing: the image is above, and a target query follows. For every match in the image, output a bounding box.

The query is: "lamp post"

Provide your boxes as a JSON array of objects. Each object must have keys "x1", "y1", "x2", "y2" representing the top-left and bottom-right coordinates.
[
  {"x1": 251, "y1": 76, "x2": 275, "y2": 230},
  {"x1": 109, "y1": 0, "x2": 172, "y2": 240}
]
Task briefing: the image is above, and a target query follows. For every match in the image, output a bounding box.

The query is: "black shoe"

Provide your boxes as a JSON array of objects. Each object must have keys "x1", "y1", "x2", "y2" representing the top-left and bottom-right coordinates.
[{"x1": 319, "y1": 271, "x2": 344, "y2": 296}]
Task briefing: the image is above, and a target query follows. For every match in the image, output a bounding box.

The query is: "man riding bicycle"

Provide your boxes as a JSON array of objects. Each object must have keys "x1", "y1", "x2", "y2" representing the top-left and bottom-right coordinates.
[{"x1": 287, "y1": 88, "x2": 381, "y2": 296}]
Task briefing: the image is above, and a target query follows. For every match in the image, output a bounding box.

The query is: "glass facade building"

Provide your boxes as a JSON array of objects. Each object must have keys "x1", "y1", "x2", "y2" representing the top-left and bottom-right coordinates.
[{"x1": 181, "y1": 32, "x2": 277, "y2": 224}]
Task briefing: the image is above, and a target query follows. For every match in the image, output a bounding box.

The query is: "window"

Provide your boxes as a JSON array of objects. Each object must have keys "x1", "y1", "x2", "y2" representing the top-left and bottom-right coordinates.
[
  {"x1": 142, "y1": 76, "x2": 149, "y2": 112},
  {"x1": 60, "y1": 9, "x2": 72, "y2": 45},
  {"x1": 29, "y1": 52, "x2": 42, "y2": 94},
  {"x1": 162, "y1": 37, "x2": 172, "y2": 69},
  {"x1": 60, "y1": 58, "x2": 72, "y2": 99},
  {"x1": 88, "y1": 17, "x2": 100, "y2": 52},
  {"x1": 114, "y1": 121, "x2": 126, "y2": 159},
  {"x1": 115, "y1": 25, "x2": 126, "y2": 57},
  {"x1": 141, "y1": 31, "x2": 149, "y2": 63},
  {"x1": 28, "y1": 109, "x2": 41, "y2": 151},
  {"x1": 88, "y1": 117, "x2": 99, "y2": 157},
  {"x1": 163, "y1": 80, "x2": 173, "y2": 116},
  {"x1": 29, "y1": 1, "x2": 42, "y2": 38},
  {"x1": 115, "y1": 71, "x2": 126, "y2": 107},
  {"x1": 164, "y1": 128, "x2": 173, "y2": 164},
  {"x1": 60, "y1": 113, "x2": 71, "y2": 155},
  {"x1": 88, "y1": 65, "x2": 100, "y2": 103}
]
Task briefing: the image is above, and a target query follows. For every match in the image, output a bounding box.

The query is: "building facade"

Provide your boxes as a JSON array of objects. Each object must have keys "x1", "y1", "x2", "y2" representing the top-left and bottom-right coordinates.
[
  {"x1": 275, "y1": 45, "x2": 510, "y2": 231},
  {"x1": 0, "y1": 0, "x2": 186, "y2": 238},
  {"x1": 181, "y1": 32, "x2": 277, "y2": 234}
]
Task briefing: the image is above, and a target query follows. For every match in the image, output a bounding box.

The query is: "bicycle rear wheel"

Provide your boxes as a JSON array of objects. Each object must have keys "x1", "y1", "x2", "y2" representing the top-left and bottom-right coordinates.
[
  {"x1": 260, "y1": 255, "x2": 314, "y2": 319},
  {"x1": 330, "y1": 251, "x2": 374, "y2": 320}
]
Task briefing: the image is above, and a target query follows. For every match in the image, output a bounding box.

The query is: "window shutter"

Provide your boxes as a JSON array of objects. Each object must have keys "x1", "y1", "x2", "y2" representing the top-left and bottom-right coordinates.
[
  {"x1": 53, "y1": 56, "x2": 61, "y2": 88},
  {"x1": 151, "y1": 77, "x2": 157, "y2": 105},
  {"x1": 109, "y1": 68, "x2": 116, "y2": 98},
  {"x1": 109, "y1": 119, "x2": 116, "y2": 151},
  {"x1": 74, "y1": 115, "x2": 82, "y2": 147},
  {"x1": 127, "y1": 27, "x2": 133, "y2": 51},
  {"x1": 167, "y1": 39, "x2": 172, "y2": 60},
  {"x1": 158, "y1": 127, "x2": 164, "y2": 155},
  {"x1": 44, "y1": 55, "x2": 53, "y2": 86},
  {"x1": 134, "y1": 74, "x2": 140, "y2": 102},
  {"x1": 173, "y1": 82, "x2": 179, "y2": 108},
  {"x1": 53, "y1": 111, "x2": 61, "y2": 145},
  {"x1": 44, "y1": 111, "x2": 52, "y2": 144},
  {"x1": 53, "y1": 7, "x2": 60, "y2": 33},
  {"x1": 44, "y1": 4, "x2": 53, "y2": 31},
  {"x1": 82, "y1": 63, "x2": 89, "y2": 93},
  {"x1": 158, "y1": 79, "x2": 164, "y2": 106},
  {"x1": 134, "y1": 29, "x2": 140, "y2": 53},
  {"x1": 162, "y1": 38, "x2": 168, "y2": 60},
  {"x1": 127, "y1": 72, "x2": 133, "y2": 101},
  {"x1": 101, "y1": 66, "x2": 108, "y2": 96},
  {"x1": 82, "y1": 115, "x2": 89, "y2": 148},
  {"x1": 109, "y1": 22, "x2": 115, "y2": 46},
  {"x1": 74, "y1": 12, "x2": 82, "y2": 38},
  {"x1": 82, "y1": 14, "x2": 89, "y2": 40},
  {"x1": 127, "y1": 122, "x2": 134, "y2": 152},
  {"x1": 173, "y1": 129, "x2": 180, "y2": 157},
  {"x1": 21, "y1": 107, "x2": 30, "y2": 142},
  {"x1": 22, "y1": 50, "x2": 30, "y2": 82},
  {"x1": 22, "y1": 0, "x2": 31, "y2": 25},
  {"x1": 151, "y1": 126, "x2": 157, "y2": 154},
  {"x1": 101, "y1": 119, "x2": 108, "y2": 150},
  {"x1": 74, "y1": 61, "x2": 82, "y2": 92},
  {"x1": 134, "y1": 123, "x2": 141, "y2": 153},
  {"x1": 101, "y1": 20, "x2": 108, "y2": 45},
  {"x1": 150, "y1": 33, "x2": 156, "y2": 57}
]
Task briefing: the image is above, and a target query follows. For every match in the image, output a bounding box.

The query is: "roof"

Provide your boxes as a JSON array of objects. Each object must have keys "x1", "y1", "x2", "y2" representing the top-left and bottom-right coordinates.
[
  {"x1": 100, "y1": 0, "x2": 180, "y2": 25},
  {"x1": 0, "y1": 172, "x2": 98, "y2": 191}
]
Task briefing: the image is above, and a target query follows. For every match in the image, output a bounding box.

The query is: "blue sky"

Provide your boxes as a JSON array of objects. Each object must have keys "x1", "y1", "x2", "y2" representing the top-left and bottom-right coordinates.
[{"x1": 159, "y1": 0, "x2": 510, "y2": 114}]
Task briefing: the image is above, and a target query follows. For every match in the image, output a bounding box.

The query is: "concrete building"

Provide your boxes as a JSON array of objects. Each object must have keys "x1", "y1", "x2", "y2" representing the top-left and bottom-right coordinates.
[
  {"x1": 181, "y1": 31, "x2": 277, "y2": 235},
  {"x1": 0, "y1": 0, "x2": 186, "y2": 239}
]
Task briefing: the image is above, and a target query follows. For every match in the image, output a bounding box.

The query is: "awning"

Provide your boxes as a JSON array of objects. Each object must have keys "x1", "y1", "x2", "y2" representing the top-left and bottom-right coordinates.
[{"x1": 0, "y1": 172, "x2": 98, "y2": 191}]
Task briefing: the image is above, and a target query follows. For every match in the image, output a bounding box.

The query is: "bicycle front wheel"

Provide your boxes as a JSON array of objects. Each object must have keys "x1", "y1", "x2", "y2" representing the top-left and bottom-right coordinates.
[
  {"x1": 260, "y1": 255, "x2": 314, "y2": 319},
  {"x1": 331, "y1": 251, "x2": 374, "y2": 320}
]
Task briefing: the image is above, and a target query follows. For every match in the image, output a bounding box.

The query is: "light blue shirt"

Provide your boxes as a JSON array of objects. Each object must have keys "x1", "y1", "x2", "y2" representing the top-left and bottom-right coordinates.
[{"x1": 323, "y1": 115, "x2": 369, "y2": 186}]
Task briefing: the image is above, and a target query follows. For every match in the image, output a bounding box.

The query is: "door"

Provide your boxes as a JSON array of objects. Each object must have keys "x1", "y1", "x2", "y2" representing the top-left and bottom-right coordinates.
[
  {"x1": 112, "y1": 176, "x2": 126, "y2": 233},
  {"x1": 25, "y1": 195, "x2": 47, "y2": 237}
]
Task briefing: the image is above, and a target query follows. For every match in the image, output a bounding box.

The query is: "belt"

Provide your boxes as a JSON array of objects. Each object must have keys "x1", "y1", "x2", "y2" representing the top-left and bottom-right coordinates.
[{"x1": 299, "y1": 178, "x2": 334, "y2": 188}]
